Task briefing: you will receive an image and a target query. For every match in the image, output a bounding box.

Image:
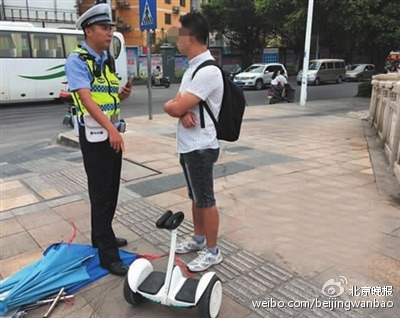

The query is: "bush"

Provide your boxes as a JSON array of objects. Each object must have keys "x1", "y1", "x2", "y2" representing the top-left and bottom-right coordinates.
[{"x1": 357, "y1": 81, "x2": 372, "y2": 97}]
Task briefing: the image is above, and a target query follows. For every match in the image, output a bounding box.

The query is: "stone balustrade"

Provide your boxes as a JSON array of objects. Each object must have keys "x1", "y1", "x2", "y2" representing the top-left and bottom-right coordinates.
[{"x1": 369, "y1": 72, "x2": 400, "y2": 184}]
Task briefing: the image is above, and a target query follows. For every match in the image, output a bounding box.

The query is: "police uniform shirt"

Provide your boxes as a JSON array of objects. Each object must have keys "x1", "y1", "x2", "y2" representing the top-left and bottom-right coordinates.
[{"x1": 65, "y1": 42, "x2": 108, "y2": 91}]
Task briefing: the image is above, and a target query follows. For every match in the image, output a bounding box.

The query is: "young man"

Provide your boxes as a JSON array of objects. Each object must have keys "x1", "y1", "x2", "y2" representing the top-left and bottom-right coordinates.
[
  {"x1": 154, "y1": 65, "x2": 163, "y2": 85},
  {"x1": 65, "y1": 4, "x2": 132, "y2": 276},
  {"x1": 164, "y1": 12, "x2": 224, "y2": 272}
]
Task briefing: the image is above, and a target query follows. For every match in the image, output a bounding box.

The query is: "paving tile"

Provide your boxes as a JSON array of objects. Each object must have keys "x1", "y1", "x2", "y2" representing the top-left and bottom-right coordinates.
[
  {"x1": 16, "y1": 208, "x2": 64, "y2": 230},
  {"x1": 52, "y1": 200, "x2": 89, "y2": 220},
  {"x1": 0, "y1": 248, "x2": 43, "y2": 278},
  {"x1": 0, "y1": 231, "x2": 39, "y2": 259},
  {"x1": 27, "y1": 299, "x2": 97, "y2": 318},
  {"x1": 37, "y1": 188, "x2": 64, "y2": 200},
  {"x1": 362, "y1": 253, "x2": 400, "y2": 290},
  {"x1": 146, "y1": 191, "x2": 188, "y2": 208},
  {"x1": 28, "y1": 220, "x2": 85, "y2": 248},
  {"x1": 0, "y1": 217, "x2": 25, "y2": 237},
  {"x1": 0, "y1": 193, "x2": 40, "y2": 212},
  {"x1": 1, "y1": 100, "x2": 399, "y2": 318}
]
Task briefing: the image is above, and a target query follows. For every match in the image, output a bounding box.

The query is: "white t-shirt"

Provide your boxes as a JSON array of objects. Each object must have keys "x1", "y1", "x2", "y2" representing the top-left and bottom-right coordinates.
[
  {"x1": 271, "y1": 74, "x2": 287, "y2": 86},
  {"x1": 177, "y1": 50, "x2": 223, "y2": 154}
]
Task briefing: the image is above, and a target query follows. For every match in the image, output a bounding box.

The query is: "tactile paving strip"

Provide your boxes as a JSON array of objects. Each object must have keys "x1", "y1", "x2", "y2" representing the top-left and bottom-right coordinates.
[
  {"x1": 39, "y1": 169, "x2": 87, "y2": 195},
  {"x1": 115, "y1": 199, "x2": 368, "y2": 318}
]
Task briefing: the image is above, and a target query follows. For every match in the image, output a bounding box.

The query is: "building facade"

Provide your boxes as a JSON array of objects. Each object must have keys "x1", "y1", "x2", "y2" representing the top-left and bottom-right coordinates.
[
  {"x1": 1, "y1": 0, "x2": 191, "y2": 47},
  {"x1": 79, "y1": 0, "x2": 191, "y2": 47}
]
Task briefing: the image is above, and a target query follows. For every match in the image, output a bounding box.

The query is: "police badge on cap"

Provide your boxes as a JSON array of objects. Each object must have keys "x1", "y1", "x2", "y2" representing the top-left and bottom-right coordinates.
[{"x1": 76, "y1": 4, "x2": 115, "y2": 30}]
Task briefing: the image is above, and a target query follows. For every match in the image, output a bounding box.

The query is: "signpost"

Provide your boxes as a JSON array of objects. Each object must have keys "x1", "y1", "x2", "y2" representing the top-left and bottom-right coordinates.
[{"x1": 139, "y1": 0, "x2": 157, "y2": 119}]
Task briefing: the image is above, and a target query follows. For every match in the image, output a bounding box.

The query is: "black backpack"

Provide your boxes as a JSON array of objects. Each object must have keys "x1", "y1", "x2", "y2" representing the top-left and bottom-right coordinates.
[{"x1": 192, "y1": 60, "x2": 246, "y2": 142}]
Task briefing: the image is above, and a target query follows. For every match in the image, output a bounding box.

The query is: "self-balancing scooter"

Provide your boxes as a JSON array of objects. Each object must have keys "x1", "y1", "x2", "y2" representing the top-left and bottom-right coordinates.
[{"x1": 123, "y1": 210, "x2": 223, "y2": 318}]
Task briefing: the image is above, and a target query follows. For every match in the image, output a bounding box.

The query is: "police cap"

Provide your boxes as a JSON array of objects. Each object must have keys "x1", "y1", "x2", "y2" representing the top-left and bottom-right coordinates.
[{"x1": 76, "y1": 4, "x2": 115, "y2": 30}]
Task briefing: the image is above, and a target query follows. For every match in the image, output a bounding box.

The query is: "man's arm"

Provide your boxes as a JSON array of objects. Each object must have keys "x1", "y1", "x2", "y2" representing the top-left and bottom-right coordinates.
[
  {"x1": 164, "y1": 91, "x2": 201, "y2": 118},
  {"x1": 77, "y1": 89, "x2": 125, "y2": 153}
]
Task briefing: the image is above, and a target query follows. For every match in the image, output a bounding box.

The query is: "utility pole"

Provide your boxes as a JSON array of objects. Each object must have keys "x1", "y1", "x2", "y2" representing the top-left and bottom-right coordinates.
[
  {"x1": 147, "y1": 30, "x2": 153, "y2": 119},
  {"x1": 300, "y1": 0, "x2": 314, "y2": 107}
]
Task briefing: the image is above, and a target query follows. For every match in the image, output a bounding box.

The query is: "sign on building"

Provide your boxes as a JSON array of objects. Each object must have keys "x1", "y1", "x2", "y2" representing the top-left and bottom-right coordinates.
[{"x1": 263, "y1": 48, "x2": 279, "y2": 63}]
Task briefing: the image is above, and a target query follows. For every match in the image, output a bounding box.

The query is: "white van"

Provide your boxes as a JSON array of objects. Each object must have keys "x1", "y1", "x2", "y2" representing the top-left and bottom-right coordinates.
[{"x1": 296, "y1": 59, "x2": 345, "y2": 85}]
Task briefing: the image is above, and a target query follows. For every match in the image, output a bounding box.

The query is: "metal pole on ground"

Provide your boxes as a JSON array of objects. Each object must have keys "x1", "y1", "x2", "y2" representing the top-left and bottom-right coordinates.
[{"x1": 300, "y1": 0, "x2": 314, "y2": 107}]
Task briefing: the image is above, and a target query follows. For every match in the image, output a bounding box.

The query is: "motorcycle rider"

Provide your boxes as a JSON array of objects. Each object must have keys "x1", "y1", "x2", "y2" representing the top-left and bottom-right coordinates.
[
  {"x1": 154, "y1": 65, "x2": 163, "y2": 85},
  {"x1": 270, "y1": 69, "x2": 287, "y2": 97},
  {"x1": 229, "y1": 63, "x2": 242, "y2": 80}
]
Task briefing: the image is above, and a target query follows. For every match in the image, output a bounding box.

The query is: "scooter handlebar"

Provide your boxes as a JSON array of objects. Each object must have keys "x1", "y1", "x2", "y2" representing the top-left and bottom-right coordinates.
[{"x1": 156, "y1": 211, "x2": 184, "y2": 230}]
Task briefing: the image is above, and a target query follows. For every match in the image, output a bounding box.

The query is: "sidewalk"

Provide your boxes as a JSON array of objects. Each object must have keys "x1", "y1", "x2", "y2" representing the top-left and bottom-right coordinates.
[{"x1": 1, "y1": 98, "x2": 399, "y2": 318}]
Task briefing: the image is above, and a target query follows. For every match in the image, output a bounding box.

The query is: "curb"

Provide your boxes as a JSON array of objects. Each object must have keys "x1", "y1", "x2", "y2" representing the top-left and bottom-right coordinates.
[{"x1": 57, "y1": 132, "x2": 80, "y2": 149}]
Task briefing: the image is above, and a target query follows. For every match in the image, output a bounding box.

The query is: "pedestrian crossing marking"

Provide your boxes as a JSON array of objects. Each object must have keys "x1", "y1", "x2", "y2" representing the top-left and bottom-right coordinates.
[{"x1": 141, "y1": 0, "x2": 154, "y2": 26}]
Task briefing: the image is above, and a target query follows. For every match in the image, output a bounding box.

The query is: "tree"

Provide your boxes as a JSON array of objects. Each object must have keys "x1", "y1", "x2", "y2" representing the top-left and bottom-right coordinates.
[
  {"x1": 201, "y1": 0, "x2": 269, "y2": 68},
  {"x1": 256, "y1": 0, "x2": 400, "y2": 71},
  {"x1": 153, "y1": 36, "x2": 177, "y2": 54}
]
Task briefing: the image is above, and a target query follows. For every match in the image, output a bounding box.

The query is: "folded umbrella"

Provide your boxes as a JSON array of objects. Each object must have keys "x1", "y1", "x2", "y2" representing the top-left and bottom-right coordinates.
[{"x1": 0, "y1": 244, "x2": 90, "y2": 314}]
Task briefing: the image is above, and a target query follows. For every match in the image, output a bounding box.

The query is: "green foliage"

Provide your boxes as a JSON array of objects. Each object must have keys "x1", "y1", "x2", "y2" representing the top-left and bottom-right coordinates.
[
  {"x1": 254, "y1": 0, "x2": 400, "y2": 70},
  {"x1": 357, "y1": 81, "x2": 372, "y2": 97},
  {"x1": 202, "y1": 0, "x2": 269, "y2": 67},
  {"x1": 202, "y1": 0, "x2": 400, "y2": 71},
  {"x1": 153, "y1": 36, "x2": 177, "y2": 54}
]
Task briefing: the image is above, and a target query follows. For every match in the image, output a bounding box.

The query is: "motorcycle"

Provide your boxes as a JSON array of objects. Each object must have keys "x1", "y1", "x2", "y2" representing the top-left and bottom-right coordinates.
[
  {"x1": 151, "y1": 75, "x2": 170, "y2": 88},
  {"x1": 268, "y1": 83, "x2": 295, "y2": 104},
  {"x1": 229, "y1": 69, "x2": 242, "y2": 81}
]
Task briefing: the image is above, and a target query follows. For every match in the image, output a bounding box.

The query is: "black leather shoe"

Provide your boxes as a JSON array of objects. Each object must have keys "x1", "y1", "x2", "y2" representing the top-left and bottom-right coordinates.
[
  {"x1": 101, "y1": 261, "x2": 128, "y2": 276},
  {"x1": 116, "y1": 237, "x2": 128, "y2": 247}
]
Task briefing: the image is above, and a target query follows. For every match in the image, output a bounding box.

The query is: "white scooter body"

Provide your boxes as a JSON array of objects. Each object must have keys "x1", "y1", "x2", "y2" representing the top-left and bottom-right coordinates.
[{"x1": 124, "y1": 211, "x2": 223, "y2": 318}]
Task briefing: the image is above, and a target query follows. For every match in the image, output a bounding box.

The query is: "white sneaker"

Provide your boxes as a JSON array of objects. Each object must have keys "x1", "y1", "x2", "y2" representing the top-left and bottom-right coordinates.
[
  {"x1": 175, "y1": 237, "x2": 206, "y2": 254},
  {"x1": 187, "y1": 249, "x2": 223, "y2": 272}
]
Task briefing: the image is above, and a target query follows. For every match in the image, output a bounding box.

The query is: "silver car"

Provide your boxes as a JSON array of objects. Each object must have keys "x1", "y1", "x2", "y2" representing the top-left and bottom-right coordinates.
[{"x1": 345, "y1": 64, "x2": 375, "y2": 82}]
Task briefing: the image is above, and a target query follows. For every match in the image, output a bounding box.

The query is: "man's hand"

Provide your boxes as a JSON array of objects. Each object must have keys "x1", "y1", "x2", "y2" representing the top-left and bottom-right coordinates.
[
  {"x1": 180, "y1": 112, "x2": 196, "y2": 128},
  {"x1": 108, "y1": 126, "x2": 125, "y2": 153},
  {"x1": 119, "y1": 86, "x2": 131, "y2": 101}
]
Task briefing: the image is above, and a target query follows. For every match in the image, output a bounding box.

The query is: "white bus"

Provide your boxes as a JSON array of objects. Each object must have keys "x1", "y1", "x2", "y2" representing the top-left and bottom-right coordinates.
[{"x1": 0, "y1": 21, "x2": 127, "y2": 103}]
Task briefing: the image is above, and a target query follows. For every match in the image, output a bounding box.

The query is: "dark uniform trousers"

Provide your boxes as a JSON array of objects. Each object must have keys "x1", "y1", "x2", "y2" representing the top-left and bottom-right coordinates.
[{"x1": 79, "y1": 126, "x2": 122, "y2": 266}]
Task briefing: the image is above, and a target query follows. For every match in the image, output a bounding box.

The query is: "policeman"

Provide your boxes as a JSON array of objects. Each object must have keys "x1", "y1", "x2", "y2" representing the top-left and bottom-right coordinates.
[{"x1": 65, "y1": 4, "x2": 132, "y2": 276}]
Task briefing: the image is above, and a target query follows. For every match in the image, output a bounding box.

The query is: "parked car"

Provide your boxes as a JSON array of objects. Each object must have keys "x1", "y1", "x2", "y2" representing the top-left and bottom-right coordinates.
[
  {"x1": 234, "y1": 63, "x2": 288, "y2": 90},
  {"x1": 345, "y1": 64, "x2": 375, "y2": 81},
  {"x1": 296, "y1": 59, "x2": 345, "y2": 85}
]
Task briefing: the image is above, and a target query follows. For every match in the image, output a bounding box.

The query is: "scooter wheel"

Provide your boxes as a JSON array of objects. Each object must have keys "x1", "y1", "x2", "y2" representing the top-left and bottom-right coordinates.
[
  {"x1": 164, "y1": 82, "x2": 170, "y2": 88},
  {"x1": 198, "y1": 275, "x2": 223, "y2": 318},
  {"x1": 123, "y1": 276, "x2": 144, "y2": 306}
]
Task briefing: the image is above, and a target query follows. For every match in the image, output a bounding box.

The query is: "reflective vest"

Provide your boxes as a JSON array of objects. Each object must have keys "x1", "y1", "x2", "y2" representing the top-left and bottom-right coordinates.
[{"x1": 70, "y1": 48, "x2": 120, "y2": 118}]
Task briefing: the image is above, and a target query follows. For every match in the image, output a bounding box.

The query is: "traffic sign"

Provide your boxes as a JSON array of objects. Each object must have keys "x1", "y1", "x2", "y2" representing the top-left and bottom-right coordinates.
[{"x1": 139, "y1": 0, "x2": 157, "y2": 30}]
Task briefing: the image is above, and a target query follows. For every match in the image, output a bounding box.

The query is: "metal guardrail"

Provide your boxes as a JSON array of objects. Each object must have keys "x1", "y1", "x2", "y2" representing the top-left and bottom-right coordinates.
[{"x1": 369, "y1": 73, "x2": 400, "y2": 184}]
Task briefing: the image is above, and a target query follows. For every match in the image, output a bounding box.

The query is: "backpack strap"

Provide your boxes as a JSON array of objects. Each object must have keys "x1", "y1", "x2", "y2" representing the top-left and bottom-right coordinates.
[{"x1": 191, "y1": 60, "x2": 224, "y2": 129}]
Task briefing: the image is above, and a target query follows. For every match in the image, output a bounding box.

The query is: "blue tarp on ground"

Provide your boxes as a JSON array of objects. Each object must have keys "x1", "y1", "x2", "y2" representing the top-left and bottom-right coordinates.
[{"x1": 0, "y1": 243, "x2": 137, "y2": 314}]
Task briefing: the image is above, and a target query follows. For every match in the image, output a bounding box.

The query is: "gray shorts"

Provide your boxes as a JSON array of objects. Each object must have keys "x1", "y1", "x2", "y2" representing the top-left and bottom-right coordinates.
[{"x1": 179, "y1": 148, "x2": 220, "y2": 208}]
